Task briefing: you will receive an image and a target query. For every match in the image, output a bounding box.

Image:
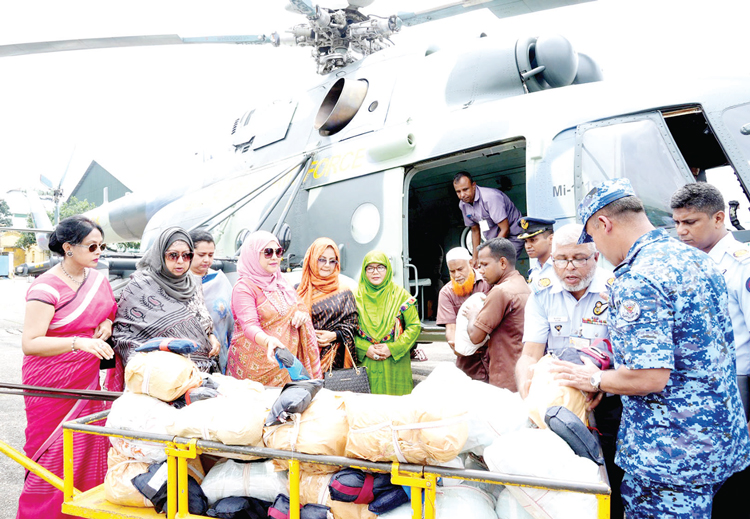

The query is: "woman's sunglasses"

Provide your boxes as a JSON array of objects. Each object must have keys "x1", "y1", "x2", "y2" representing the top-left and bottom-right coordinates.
[
  {"x1": 165, "y1": 251, "x2": 194, "y2": 262},
  {"x1": 262, "y1": 247, "x2": 284, "y2": 259},
  {"x1": 317, "y1": 257, "x2": 339, "y2": 266},
  {"x1": 76, "y1": 243, "x2": 107, "y2": 252}
]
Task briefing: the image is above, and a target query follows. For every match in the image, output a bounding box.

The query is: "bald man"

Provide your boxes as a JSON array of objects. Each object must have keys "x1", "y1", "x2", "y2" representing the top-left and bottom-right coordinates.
[{"x1": 436, "y1": 247, "x2": 492, "y2": 380}]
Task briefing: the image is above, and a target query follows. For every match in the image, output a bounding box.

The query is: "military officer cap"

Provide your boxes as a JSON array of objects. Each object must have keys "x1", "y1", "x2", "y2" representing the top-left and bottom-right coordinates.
[
  {"x1": 518, "y1": 217, "x2": 556, "y2": 240},
  {"x1": 578, "y1": 178, "x2": 637, "y2": 244}
]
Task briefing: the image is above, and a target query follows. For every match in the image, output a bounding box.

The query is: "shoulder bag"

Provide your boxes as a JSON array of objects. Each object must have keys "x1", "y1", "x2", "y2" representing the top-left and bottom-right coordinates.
[{"x1": 323, "y1": 343, "x2": 370, "y2": 393}]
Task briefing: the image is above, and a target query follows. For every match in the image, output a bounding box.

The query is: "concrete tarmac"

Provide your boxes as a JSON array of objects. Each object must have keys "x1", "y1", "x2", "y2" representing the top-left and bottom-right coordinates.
[
  {"x1": 0, "y1": 277, "x2": 30, "y2": 519},
  {"x1": 0, "y1": 276, "x2": 456, "y2": 518}
]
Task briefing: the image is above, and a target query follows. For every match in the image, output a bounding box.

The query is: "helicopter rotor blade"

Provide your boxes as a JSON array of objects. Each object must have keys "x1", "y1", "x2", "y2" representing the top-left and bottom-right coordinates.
[
  {"x1": 396, "y1": 0, "x2": 593, "y2": 27},
  {"x1": 286, "y1": 0, "x2": 317, "y2": 18},
  {"x1": 0, "y1": 33, "x2": 277, "y2": 58}
]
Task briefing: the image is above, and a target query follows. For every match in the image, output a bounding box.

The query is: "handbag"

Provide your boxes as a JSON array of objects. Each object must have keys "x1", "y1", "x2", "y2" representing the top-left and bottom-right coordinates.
[{"x1": 323, "y1": 344, "x2": 370, "y2": 393}]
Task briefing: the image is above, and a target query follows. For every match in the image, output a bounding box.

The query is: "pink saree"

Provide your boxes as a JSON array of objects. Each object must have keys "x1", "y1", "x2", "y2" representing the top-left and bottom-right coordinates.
[{"x1": 18, "y1": 269, "x2": 118, "y2": 519}]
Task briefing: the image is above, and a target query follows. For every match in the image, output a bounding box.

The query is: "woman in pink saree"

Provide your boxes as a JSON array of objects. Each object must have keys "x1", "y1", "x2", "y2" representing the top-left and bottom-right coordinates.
[{"x1": 18, "y1": 215, "x2": 118, "y2": 519}]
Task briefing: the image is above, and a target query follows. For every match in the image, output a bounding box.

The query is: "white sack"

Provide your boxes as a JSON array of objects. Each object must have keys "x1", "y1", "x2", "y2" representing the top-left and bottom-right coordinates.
[
  {"x1": 378, "y1": 486, "x2": 497, "y2": 519},
  {"x1": 484, "y1": 429, "x2": 600, "y2": 519},
  {"x1": 454, "y1": 292, "x2": 489, "y2": 356},
  {"x1": 412, "y1": 363, "x2": 530, "y2": 455},
  {"x1": 201, "y1": 459, "x2": 288, "y2": 505},
  {"x1": 106, "y1": 391, "x2": 178, "y2": 463}
]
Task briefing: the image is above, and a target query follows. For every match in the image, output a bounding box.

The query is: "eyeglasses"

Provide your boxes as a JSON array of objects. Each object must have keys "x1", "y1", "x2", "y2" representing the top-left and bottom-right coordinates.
[
  {"x1": 365, "y1": 264, "x2": 387, "y2": 273},
  {"x1": 317, "y1": 257, "x2": 339, "y2": 266},
  {"x1": 262, "y1": 247, "x2": 284, "y2": 259},
  {"x1": 552, "y1": 254, "x2": 595, "y2": 269},
  {"x1": 165, "y1": 251, "x2": 194, "y2": 262},
  {"x1": 76, "y1": 243, "x2": 106, "y2": 252}
]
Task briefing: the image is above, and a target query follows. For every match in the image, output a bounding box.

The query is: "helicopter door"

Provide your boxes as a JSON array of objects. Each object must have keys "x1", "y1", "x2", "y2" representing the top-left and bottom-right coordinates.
[
  {"x1": 299, "y1": 167, "x2": 404, "y2": 285},
  {"x1": 574, "y1": 111, "x2": 695, "y2": 227}
]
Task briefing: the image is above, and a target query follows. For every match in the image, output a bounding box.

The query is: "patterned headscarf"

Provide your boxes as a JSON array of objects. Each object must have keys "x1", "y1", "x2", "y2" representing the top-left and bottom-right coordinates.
[
  {"x1": 237, "y1": 230, "x2": 298, "y2": 302},
  {"x1": 354, "y1": 250, "x2": 412, "y2": 342},
  {"x1": 297, "y1": 237, "x2": 342, "y2": 311},
  {"x1": 137, "y1": 226, "x2": 197, "y2": 302}
]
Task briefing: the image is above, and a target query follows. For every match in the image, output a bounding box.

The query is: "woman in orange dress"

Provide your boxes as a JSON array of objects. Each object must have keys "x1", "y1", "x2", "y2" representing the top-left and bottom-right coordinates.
[
  {"x1": 296, "y1": 237, "x2": 358, "y2": 372},
  {"x1": 227, "y1": 230, "x2": 321, "y2": 385}
]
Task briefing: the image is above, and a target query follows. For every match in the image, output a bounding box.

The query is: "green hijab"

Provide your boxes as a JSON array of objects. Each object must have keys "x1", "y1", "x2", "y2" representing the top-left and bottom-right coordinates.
[{"x1": 355, "y1": 250, "x2": 412, "y2": 341}]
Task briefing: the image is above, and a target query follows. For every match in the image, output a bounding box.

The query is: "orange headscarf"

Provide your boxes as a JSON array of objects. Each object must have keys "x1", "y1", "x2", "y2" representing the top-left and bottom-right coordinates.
[{"x1": 297, "y1": 238, "x2": 341, "y2": 311}]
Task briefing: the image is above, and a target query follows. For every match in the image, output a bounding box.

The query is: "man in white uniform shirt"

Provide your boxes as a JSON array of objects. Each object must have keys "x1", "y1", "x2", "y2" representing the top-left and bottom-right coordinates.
[
  {"x1": 517, "y1": 216, "x2": 556, "y2": 292},
  {"x1": 515, "y1": 223, "x2": 622, "y2": 517},
  {"x1": 670, "y1": 182, "x2": 750, "y2": 518}
]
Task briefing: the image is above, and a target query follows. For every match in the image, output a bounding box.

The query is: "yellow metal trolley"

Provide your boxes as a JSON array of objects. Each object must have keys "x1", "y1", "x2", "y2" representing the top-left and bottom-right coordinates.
[{"x1": 2, "y1": 410, "x2": 611, "y2": 519}]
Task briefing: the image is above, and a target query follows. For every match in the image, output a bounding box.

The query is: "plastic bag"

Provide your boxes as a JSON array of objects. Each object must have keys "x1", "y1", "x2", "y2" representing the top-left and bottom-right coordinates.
[
  {"x1": 201, "y1": 459, "x2": 288, "y2": 505},
  {"x1": 454, "y1": 293, "x2": 489, "y2": 356},
  {"x1": 412, "y1": 363, "x2": 530, "y2": 455},
  {"x1": 378, "y1": 486, "x2": 497, "y2": 519},
  {"x1": 106, "y1": 392, "x2": 178, "y2": 463},
  {"x1": 103, "y1": 448, "x2": 152, "y2": 507},
  {"x1": 484, "y1": 428, "x2": 600, "y2": 519}
]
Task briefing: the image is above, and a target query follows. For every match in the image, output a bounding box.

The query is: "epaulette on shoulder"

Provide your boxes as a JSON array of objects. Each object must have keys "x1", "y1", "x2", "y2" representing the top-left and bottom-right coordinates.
[
  {"x1": 730, "y1": 243, "x2": 750, "y2": 263},
  {"x1": 535, "y1": 277, "x2": 554, "y2": 292}
]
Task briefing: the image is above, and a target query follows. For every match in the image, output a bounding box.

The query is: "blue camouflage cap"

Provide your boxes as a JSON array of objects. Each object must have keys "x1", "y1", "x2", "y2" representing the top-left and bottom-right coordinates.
[{"x1": 577, "y1": 178, "x2": 637, "y2": 244}]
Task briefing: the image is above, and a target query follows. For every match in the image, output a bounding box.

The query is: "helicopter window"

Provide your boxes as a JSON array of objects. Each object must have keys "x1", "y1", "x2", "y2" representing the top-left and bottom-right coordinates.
[
  {"x1": 351, "y1": 203, "x2": 381, "y2": 244},
  {"x1": 578, "y1": 118, "x2": 690, "y2": 228}
]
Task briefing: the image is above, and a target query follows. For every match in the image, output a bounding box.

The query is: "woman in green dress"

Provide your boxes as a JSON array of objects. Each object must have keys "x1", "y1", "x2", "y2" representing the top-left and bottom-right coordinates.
[{"x1": 354, "y1": 250, "x2": 421, "y2": 395}]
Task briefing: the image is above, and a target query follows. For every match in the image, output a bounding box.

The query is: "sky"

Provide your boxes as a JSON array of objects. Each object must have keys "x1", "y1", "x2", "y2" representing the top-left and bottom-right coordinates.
[{"x1": 0, "y1": 0, "x2": 748, "y2": 198}]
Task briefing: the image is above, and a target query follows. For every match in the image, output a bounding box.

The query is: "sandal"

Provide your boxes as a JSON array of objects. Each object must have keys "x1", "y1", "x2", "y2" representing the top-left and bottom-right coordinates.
[{"x1": 411, "y1": 346, "x2": 428, "y2": 362}]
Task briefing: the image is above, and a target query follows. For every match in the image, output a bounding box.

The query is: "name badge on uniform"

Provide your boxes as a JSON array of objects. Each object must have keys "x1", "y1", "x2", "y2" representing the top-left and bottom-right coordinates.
[{"x1": 569, "y1": 336, "x2": 592, "y2": 349}]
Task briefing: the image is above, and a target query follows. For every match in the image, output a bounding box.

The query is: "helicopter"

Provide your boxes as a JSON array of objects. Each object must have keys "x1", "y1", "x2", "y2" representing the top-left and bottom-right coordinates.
[{"x1": 3, "y1": 0, "x2": 750, "y2": 325}]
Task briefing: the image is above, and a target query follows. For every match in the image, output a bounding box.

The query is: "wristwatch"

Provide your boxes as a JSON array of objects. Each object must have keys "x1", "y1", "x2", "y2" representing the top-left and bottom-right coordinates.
[{"x1": 589, "y1": 371, "x2": 602, "y2": 391}]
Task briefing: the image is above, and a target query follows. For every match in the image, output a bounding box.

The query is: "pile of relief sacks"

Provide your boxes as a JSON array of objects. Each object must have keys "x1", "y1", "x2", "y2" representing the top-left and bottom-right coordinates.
[{"x1": 104, "y1": 338, "x2": 605, "y2": 519}]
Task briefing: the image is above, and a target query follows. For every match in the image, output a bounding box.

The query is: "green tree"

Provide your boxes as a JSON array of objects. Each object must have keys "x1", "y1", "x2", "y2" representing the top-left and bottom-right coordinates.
[
  {"x1": 15, "y1": 215, "x2": 36, "y2": 249},
  {"x1": 0, "y1": 199, "x2": 11, "y2": 227},
  {"x1": 53, "y1": 196, "x2": 96, "y2": 222},
  {"x1": 15, "y1": 196, "x2": 97, "y2": 250}
]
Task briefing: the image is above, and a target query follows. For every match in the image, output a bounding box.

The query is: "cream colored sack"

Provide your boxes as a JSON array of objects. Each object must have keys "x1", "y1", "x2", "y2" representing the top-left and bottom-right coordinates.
[
  {"x1": 345, "y1": 393, "x2": 468, "y2": 465},
  {"x1": 210, "y1": 373, "x2": 264, "y2": 398},
  {"x1": 125, "y1": 351, "x2": 202, "y2": 402},
  {"x1": 166, "y1": 395, "x2": 266, "y2": 446},
  {"x1": 526, "y1": 354, "x2": 588, "y2": 428},
  {"x1": 299, "y1": 471, "x2": 376, "y2": 519},
  {"x1": 263, "y1": 389, "x2": 348, "y2": 474},
  {"x1": 104, "y1": 448, "x2": 152, "y2": 507}
]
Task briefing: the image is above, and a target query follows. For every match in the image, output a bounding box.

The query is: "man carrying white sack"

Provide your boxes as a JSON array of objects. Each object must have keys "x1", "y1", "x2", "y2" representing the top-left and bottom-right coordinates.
[
  {"x1": 515, "y1": 223, "x2": 623, "y2": 518},
  {"x1": 436, "y1": 247, "x2": 492, "y2": 381}
]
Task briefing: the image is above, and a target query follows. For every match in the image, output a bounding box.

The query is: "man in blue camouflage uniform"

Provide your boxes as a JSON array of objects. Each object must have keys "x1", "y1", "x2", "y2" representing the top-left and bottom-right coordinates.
[{"x1": 552, "y1": 178, "x2": 750, "y2": 518}]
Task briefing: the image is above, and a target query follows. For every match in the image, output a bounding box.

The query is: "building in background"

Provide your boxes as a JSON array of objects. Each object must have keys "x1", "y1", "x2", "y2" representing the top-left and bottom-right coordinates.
[{"x1": 68, "y1": 160, "x2": 131, "y2": 207}]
